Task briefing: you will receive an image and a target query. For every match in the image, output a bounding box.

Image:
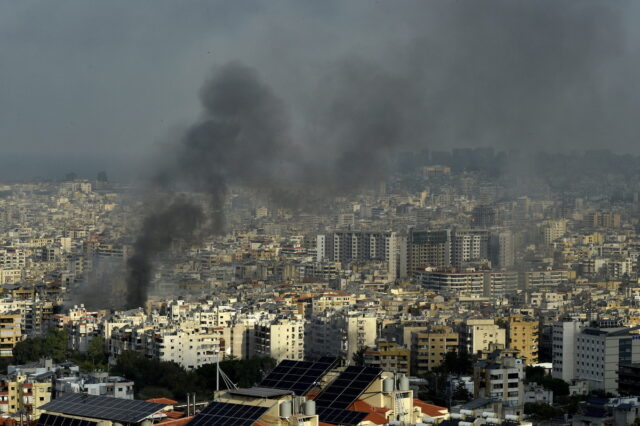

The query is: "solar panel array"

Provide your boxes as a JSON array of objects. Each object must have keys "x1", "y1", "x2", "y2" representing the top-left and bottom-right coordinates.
[
  {"x1": 37, "y1": 414, "x2": 97, "y2": 426},
  {"x1": 187, "y1": 401, "x2": 268, "y2": 426},
  {"x1": 259, "y1": 358, "x2": 336, "y2": 395},
  {"x1": 315, "y1": 406, "x2": 369, "y2": 426},
  {"x1": 314, "y1": 366, "x2": 382, "y2": 409},
  {"x1": 38, "y1": 393, "x2": 167, "y2": 423}
]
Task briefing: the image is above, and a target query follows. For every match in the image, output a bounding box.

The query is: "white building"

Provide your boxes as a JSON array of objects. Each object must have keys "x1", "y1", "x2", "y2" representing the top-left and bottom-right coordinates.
[
  {"x1": 552, "y1": 318, "x2": 589, "y2": 382},
  {"x1": 255, "y1": 317, "x2": 305, "y2": 362},
  {"x1": 575, "y1": 326, "x2": 640, "y2": 394}
]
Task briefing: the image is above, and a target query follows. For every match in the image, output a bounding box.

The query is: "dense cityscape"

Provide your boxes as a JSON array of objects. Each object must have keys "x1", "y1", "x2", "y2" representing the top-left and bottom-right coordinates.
[
  {"x1": 5, "y1": 1, "x2": 640, "y2": 425},
  {"x1": 0, "y1": 148, "x2": 639, "y2": 425}
]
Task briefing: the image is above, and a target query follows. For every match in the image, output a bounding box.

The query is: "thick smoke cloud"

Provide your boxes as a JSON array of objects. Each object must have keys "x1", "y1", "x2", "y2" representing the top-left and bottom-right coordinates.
[
  {"x1": 126, "y1": 63, "x2": 292, "y2": 307},
  {"x1": 406, "y1": 0, "x2": 627, "y2": 151},
  {"x1": 125, "y1": 0, "x2": 636, "y2": 308}
]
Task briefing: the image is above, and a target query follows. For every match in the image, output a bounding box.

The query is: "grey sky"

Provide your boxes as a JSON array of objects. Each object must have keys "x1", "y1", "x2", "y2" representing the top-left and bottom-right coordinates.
[{"x1": 1, "y1": 1, "x2": 639, "y2": 180}]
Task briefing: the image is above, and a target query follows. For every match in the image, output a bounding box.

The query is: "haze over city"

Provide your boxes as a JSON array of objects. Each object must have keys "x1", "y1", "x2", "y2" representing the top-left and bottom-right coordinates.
[{"x1": 2, "y1": 2, "x2": 640, "y2": 426}]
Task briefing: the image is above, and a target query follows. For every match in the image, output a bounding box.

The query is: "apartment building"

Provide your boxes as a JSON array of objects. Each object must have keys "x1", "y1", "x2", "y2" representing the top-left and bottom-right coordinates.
[
  {"x1": 0, "y1": 312, "x2": 22, "y2": 357},
  {"x1": 575, "y1": 326, "x2": 640, "y2": 395},
  {"x1": 305, "y1": 311, "x2": 377, "y2": 361},
  {"x1": 412, "y1": 326, "x2": 459, "y2": 375},
  {"x1": 363, "y1": 339, "x2": 411, "y2": 375},
  {"x1": 501, "y1": 315, "x2": 539, "y2": 364},
  {"x1": 147, "y1": 326, "x2": 219, "y2": 370},
  {"x1": 459, "y1": 318, "x2": 506, "y2": 356},
  {"x1": 0, "y1": 374, "x2": 52, "y2": 418},
  {"x1": 255, "y1": 318, "x2": 305, "y2": 362},
  {"x1": 474, "y1": 355, "x2": 525, "y2": 414},
  {"x1": 551, "y1": 318, "x2": 589, "y2": 382}
]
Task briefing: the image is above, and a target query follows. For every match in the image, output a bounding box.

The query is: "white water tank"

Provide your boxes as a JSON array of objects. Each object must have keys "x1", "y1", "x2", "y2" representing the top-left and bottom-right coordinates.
[
  {"x1": 383, "y1": 378, "x2": 395, "y2": 393},
  {"x1": 398, "y1": 375, "x2": 409, "y2": 391},
  {"x1": 303, "y1": 400, "x2": 316, "y2": 416},
  {"x1": 280, "y1": 400, "x2": 292, "y2": 418}
]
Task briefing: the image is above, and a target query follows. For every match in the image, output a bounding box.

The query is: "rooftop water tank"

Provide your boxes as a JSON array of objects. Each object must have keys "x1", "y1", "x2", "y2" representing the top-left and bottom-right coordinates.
[{"x1": 280, "y1": 400, "x2": 292, "y2": 418}]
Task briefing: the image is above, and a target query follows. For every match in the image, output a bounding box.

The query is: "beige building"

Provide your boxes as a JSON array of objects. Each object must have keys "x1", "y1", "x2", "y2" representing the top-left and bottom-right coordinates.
[
  {"x1": 0, "y1": 269, "x2": 22, "y2": 284},
  {"x1": 0, "y1": 375, "x2": 52, "y2": 419},
  {"x1": 541, "y1": 219, "x2": 567, "y2": 245},
  {"x1": 412, "y1": 326, "x2": 459, "y2": 375},
  {"x1": 500, "y1": 315, "x2": 539, "y2": 364},
  {"x1": 0, "y1": 312, "x2": 22, "y2": 357},
  {"x1": 311, "y1": 293, "x2": 355, "y2": 314},
  {"x1": 460, "y1": 318, "x2": 506, "y2": 355},
  {"x1": 474, "y1": 355, "x2": 525, "y2": 416},
  {"x1": 364, "y1": 339, "x2": 411, "y2": 375},
  {"x1": 211, "y1": 367, "x2": 445, "y2": 426}
]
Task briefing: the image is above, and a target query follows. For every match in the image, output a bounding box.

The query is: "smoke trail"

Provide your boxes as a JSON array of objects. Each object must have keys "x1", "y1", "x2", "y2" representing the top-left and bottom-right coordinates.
[
  {"x1": 126, "y1": 197, "x2": 204, "y2": 308},
  {"x1": 125, "y1": 0, "x2": 629, "y2": 308},
  {"x1": 125, "y1": 63, "x2": 291, "y2": 307}
]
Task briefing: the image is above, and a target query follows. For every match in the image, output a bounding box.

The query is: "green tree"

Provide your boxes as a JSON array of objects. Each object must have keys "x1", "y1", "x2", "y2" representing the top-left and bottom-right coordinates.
[
  {"x1": 524, "y1": 402, "x2": 563, "y2": 420},
  {"x1": 87, "y1": 337, "x2": 107, "y2": 369},
  {"x1": 440, "y1": 350, "x2": 474, "y2": 375},
  {"x1": 525, "y1": 366, "x2": 546, "y2": 380},
  {"x1": 351, "y1": 347, "x2": 367, "y2": 367},
  {"x1": 13, "y1": 329, "x2": 69, "y2": 364},
  {"x1": 452, "y1": 382, "x2": 472, "y2": 402}
]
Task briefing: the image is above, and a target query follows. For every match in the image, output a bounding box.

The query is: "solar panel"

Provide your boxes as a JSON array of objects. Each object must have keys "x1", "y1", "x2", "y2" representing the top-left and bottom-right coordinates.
[
  {"x1": 314, "y1": 366, "x2": 382, "y2": 409},
  {"x1": 259, "y1": 358, "x2": 336, "y2": 396},
  {"x1": 38, "y1": 393, "x2": 167, "y2": 423},
  {"x1": 316, "y1": 406, "x2": 369, "y2": 425},
  {"x1": 317, "y1": 356, "x2": 338, "y2": 364},
  {"x1": 187, "y1": 401, "x2": 269, "y2": 426},
  {"x1": 37, "y1": 414, "x2": 97, "y2": 426}
]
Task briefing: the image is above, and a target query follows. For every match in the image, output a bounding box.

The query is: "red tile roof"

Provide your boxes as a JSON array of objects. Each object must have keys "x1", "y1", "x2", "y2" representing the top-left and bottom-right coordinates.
[
  {"x1": 347, "y1": 400, "x2": 389, "y2": 425},
  {"x1": 146, "y1": 397, "x2": 178, "y2": 405},
  {"x1": 157, "y1": 416, "x2": 192, "y2": 426},
  {"x1": 413, "y1": 399, "x2": 448, "y2": 417}
]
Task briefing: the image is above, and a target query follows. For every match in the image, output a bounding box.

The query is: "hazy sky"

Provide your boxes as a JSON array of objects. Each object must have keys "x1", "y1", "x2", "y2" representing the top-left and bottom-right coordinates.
[{"x1": 2, "y1": 1, "x2": 639, "y2": 180}]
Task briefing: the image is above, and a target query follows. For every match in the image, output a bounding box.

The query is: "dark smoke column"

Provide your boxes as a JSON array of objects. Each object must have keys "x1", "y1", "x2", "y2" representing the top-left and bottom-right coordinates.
[
  {"x1": 125, "y1": 62, "x2": 292, "y2": 309},
  {"x1": 126, "y1": 198, "x2": 204, "y2": 308}
]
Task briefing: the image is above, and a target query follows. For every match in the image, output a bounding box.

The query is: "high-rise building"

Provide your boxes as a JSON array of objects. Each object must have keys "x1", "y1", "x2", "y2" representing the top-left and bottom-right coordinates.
[
  {"x1": 471, "y1": 205, "x2": 496, "y2": 228},
  {"x1": 451, "y1": 230, "x2": 489, "y2": 269},
  {"x1": 388, "y1": 232, "x2": 408, "y2": 280},
  {"x1": 551, "y1": 318, "x2": 589, "y2": 382},
  {"x1": 316, "y1": 231, "x2": 392, "y2": 263},
  {"x1": 489, "y1": 230, "x2": 515, "y2": 270},
  {"x1": 408, "y1": 229, "x2": 451, "y2": 272}
]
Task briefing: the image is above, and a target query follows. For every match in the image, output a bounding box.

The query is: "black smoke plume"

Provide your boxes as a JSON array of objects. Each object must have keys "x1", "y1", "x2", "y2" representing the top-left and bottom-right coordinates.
[
  {"x1": 126, "y1": 62, "x2": 292, "y2": 307},
  {"x1": 125, "y1": 0, "x2": 630, "y2": 308}
]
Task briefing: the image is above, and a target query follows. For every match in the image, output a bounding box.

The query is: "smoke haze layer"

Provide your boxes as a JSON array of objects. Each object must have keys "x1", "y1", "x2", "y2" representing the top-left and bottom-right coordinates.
[{"x1": 119, "y1": 0, "x2": 637, "y2": 308}]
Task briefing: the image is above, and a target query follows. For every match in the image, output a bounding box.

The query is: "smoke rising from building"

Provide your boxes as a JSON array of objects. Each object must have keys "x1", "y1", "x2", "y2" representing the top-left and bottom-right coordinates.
[
  {"x1": 124, "y1": 0, "x2": 635, "y2": 308},
  {"x1": 126, "y1": 63, "x2": 292, "y2": 307}
]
